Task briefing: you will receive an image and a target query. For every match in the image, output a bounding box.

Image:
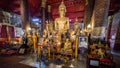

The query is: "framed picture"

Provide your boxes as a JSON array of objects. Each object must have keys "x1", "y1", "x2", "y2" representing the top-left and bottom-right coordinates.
[
  {"x1": 88, "y1": 58, "x2": 100, "y2": 68},
  {"x1": 79, "y1": 37, "x2": 88, "y2": 48}
]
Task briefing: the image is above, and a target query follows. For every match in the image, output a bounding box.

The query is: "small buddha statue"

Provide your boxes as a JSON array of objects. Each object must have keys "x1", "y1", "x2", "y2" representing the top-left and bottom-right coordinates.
[
  {"x1": 43, "y1": 29, "x2": 47, "y2": 38},
  {"x1": 74, "y1": 17, "x2": 80, "y2": 36},
  {"x1": 48, "y1": 22, "x2": 53, "y2": 33},
  {"x1": 74, "y1": 17, "x2": 79, "y2": 30},
  {"x1": 3, "y1": 11, "x2": 10, "y2": 23},
  {"x1": 36, "y1": 29, "x2": 40, "y2": 42},
  {"x1": 63, "y1": 39, "x2": 72, "y2": 53},
  {"x1": 97, "y1": 48, "x2": 105, "y2": 58},
  {"x1": 54, "y1": 0, "x2": 69, "y2": 33},
  {"x1": 26, "y1": 30, "x2": 33, "y2": 46},
  {"x1": 70, "y1": 29, "x2": 76, "y2": 41}
]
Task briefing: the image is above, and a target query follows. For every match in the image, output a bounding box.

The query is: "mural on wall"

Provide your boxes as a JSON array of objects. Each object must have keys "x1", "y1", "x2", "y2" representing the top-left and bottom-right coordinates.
[
  {"x1": 1, "y1": 25, "x2": 7, "y2": 38},
  {"x1": 15, "y1": 27, "x2": 24, "y2": 38},
  {"x1": 10, "y1": 13, "x2": 22, "y2": 27},
  {"x1": 0, "y1": 10, "x2": 22, "y2": 27}
]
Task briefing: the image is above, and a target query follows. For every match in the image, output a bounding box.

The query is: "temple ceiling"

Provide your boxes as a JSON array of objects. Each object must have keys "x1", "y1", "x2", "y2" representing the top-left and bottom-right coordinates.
[{"x1": 0, "y1": 0, "x2": 120, "y2": 23}]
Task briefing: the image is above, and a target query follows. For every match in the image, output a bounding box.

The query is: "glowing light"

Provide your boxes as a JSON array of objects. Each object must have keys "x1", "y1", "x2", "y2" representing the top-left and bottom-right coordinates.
[
  {"x1": 80, "y1": 30, "x2": 83, "y2": 33},
  {"x1": 69, "y1": 63, "x2": 74, "y2": 67},
  {"x1": 58, "y1": 42, "x2": 61, "y2": 45},
  {"x1": 32, "y1": 18, "x2": 39, "y2": 22},
  {"x1": 84, "y1": 29, "x2": 87, "y2": 32},
  {"x1": 87, "y1": 24, "x2": 91, "y2": 29},
  {"x1": 71, "y1": 35, "x2": 76, "y2": 40},
  {"x1": 28, "y1": 27, "x2": 31, "y2": 30}
]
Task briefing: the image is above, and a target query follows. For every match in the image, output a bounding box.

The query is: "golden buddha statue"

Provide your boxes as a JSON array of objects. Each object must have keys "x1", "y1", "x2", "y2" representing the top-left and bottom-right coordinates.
[
  {"x1": 74, "y1": 17, "x2": 79, "y2": 30},
  {"x1": 63, "y1": 39, "x2": 72, "y2": 53},
  {"x1": 54, "y1": 0, "x2": 69, "y2": 33},
  {"x1": 49, "y1": 23, "x2": 54, "y2": 33},
  {"x1": 26, "y1": 30, "x2": 33, "y2": 46},
  {"x1": 32, "y1": 31, "x2": 37, "y2": 51},
  {"x1": 43, "y1": 29, "x2": 47, "y2": 38},
  {"x1": 74, "y1": 17, "x2": 80, "y2": 36},
  {"x1": 70, "y1": 29, "x2": 76, "y2": 41}
]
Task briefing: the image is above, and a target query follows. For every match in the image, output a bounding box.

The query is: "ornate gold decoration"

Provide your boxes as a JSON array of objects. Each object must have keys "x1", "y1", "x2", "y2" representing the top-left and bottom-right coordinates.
[
  {"x1": 63, "y1": 39, "x2": 72, "y2": 53},
  {"x1": 74, "y1": 17, "x2": 79, "y2": 30},
  {"x1": 59, "y1": 0, "x2": 66, "y2": 13},
  {"x1": 32, "y1": 31, "x2": 37, "y2": 52},
  {"x1": 85, "y1": 0, "x2": 88, "y2": 5},
  {"x1": 75, "y1": 37, "x2": 78, "y2": 58},
  {"x1": 48, "y1": 5, "x2": 51, "y2": 12},
  {"x1": 41, "y1": 0, "x2": 47, "y2": 8}
]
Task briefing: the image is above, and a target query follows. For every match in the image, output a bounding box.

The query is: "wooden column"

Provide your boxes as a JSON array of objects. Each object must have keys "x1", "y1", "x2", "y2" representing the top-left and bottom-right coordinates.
[
  {"x1": 83, "y1": 0, "x2": 95, "y2": 29},
  {"x1": 41, "y1": 0, "x2": 47, "y2": 35},
  {"x1": 20, "y1": 0, "x2": 30, "y2": 33},
  {"x1": 47, "y1": 5, "x2": 52, "y2": 22},
  {"x1": 93, "y1": 0, "x2": 110, "y2": 27},
  {"x1": 91, "y1": 0, "x2": 110, "y2": 37}
]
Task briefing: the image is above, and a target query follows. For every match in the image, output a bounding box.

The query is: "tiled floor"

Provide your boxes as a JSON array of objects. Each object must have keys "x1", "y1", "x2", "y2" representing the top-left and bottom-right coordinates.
[
  {"x1": 111, "y1": 50, "x2": 120, "y2": 68},
  {"x1": 19, "y1": 50, "x2": 120, "y2": 68},
  {"x1": 0, "y1": 51, "x2": 120, "y2": 68},
  {"x1": 19, "y1": 54, "x2": 86, "y2": 68}
]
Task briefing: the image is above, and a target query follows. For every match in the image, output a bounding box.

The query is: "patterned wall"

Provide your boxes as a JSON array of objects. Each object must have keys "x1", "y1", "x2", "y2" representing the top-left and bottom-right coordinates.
[
  {"x1": 90, "y1": 0, "x2": 110, "y2": 37},
  {"x1": 93, "y1": 0, "x2": 110, "y2": 27},
  {"x1": 83, "y1": 0, "x2": 94, "y2": 28}
]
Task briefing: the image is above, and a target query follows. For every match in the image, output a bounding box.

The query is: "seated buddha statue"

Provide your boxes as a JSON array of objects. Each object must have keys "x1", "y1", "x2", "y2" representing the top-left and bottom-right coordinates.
[
  {"x1": 63, "y1": 39, "x2": 72, "y2": 53},
  {"x1": 54, "y1": 0, "x2": 69, "y2": 33}
]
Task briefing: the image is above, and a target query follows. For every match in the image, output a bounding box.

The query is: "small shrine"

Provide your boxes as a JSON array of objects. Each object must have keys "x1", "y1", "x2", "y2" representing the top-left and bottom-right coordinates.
[{"x1": 38, "y1": 1, "x2": 81, "y2": 61}]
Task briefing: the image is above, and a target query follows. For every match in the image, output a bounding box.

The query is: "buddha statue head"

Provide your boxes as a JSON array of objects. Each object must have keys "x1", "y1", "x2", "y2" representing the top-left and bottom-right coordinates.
[{"x1": 59, "y1": 0, "x2": 66, "y2": 17}]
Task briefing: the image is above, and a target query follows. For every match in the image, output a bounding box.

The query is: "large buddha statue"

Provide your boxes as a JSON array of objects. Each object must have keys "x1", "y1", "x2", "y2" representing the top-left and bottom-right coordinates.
[{"x1": 54, "y1": 0, "x2": 69, "y2": 33}]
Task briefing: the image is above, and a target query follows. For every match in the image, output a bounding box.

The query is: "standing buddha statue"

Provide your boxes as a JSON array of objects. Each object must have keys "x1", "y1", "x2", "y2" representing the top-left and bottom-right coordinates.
[
  {"x1": 54, "y1": 0, "x2": 69, "y2": 33},
  {"x1": 74, "y1": 17, "x2": 80, "y2": 36},
  {"x1": 74, "y1": 17, "x2": 79, "y2": 30}
]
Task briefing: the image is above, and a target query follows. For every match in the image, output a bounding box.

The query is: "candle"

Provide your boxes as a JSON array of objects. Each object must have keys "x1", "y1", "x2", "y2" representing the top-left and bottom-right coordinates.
[
  {"x1": 75, "y1": 37, "x2": 78, "y2": 58},
  {"x1": 48, "y1": 46, "x2": 50, "y2": 60},
  {"x1": 33, "y1": 38, "x2": 36, "y2": 50},
  {"x1": 38, "y1": 45, "x2": 41, "y2": 58}
]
